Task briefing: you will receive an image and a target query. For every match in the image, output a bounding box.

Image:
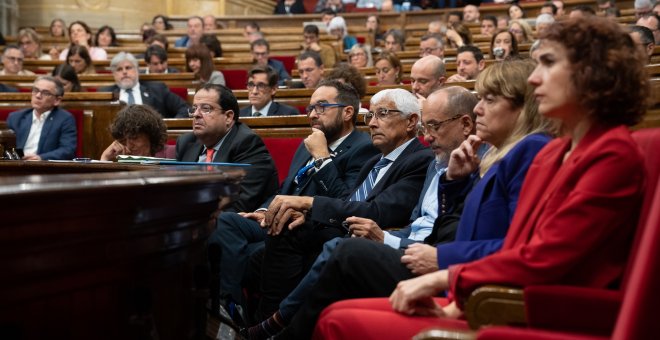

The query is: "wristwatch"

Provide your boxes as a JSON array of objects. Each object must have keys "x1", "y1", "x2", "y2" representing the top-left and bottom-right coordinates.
[{"x1": 314, "y1": 156, "x2": 332, "y2": 169}]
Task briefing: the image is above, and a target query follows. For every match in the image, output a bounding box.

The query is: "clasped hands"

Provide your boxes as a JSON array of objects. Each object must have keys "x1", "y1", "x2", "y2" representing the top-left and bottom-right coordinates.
[{"x1": 250, "y1": 195, "x2": 313, "y2": 235}]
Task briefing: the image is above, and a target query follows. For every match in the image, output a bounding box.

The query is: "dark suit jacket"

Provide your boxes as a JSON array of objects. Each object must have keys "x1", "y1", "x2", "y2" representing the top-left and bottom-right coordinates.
[
  {"x1": 175, "y1": 122, "x2": 279, "y2": 213},
  {"x1": 268, "y1": 59, "x2": 291, "y2": 86},
  {"x1": 7, "y1": 107, "x2": 77, "y2": 160},
  {"x1": 239, "y1": 101, "x2": 300, "y2": 117},
  {"x1": 311, "y1": 138, "x2": 434, "y2": 230},
  {"x1": 0, "y1": 83, "x2": 18, "y2": 92},
  {"x1": 263, "y1": 128, "x2": 379, "y2": 208},
  {"x1": 139, "y1": 67, "x2": 180, "y2": 74},
  {"x1": 450, "y1": 126, "x2": 645, "y2": 306},
  {"x1": 99, "y1": 81, "x2": 189, "y2": 118}
]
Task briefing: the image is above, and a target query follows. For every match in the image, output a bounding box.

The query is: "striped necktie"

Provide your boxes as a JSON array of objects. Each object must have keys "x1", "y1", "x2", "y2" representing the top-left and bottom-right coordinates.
[
  {"x1": 126, "y1": 89, "x2": 135, "y2": 105},
  {"x1": 351, "y1": 158, "x2": 392, "y2": 202}
]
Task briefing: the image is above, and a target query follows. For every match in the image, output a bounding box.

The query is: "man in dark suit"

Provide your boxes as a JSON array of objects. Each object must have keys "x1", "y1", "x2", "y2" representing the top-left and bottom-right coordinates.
[
  {"x1": 250, "y1": 39, "x2": 291, "y2": 86},
  {"x1": 254, "y1": 88, "x2": 434, "y2": 324},
  {"x1": 175, "y1": 84, "x2": 278, "y2": 213},
  {"x1": 142, "y1": 45, "x2": 179, "y2": 74},
  {"x1": 209, "y1": 80, "x2": 379, "y2": 320},
  {"x1": 7, "y1": 76, "x2": 76, "y2": 160},
  {"x1": 100, "y1": 52, "x2": 188, "y2": 118},
  {"x1": 239, "y1": 66, "x2": 299, "y2": 117}
]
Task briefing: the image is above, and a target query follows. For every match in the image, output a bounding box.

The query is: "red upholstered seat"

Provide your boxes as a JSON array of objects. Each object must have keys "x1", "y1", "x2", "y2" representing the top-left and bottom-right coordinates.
[
  {"x1": 222, "y1": 69, "x2": 248, "y2": 90},
  {"x1": 263, "y1": 137, "x2": 303, "y2": 184},
  {"x1": 169, "y1": 87, "x2": 189, "y2": 102}
]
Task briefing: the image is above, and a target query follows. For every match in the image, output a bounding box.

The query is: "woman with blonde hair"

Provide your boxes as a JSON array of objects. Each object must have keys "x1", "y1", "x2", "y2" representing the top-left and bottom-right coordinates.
[
  {"x1": 509, "y1": 19, "x2": 534, "y2": 44},
  {"x1": 374, "y1": 51, "x2": 403, "y2": 86},
  {"x1": 348, "y1": 44, "x2": 372, "y2": 68},
  {"x1": 18, "y1": 28, "x2": 51, "y2": 60}
]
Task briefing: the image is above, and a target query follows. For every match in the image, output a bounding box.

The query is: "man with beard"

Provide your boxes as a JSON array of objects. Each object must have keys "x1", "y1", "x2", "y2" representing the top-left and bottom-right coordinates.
[
  {"x1": 446, "y1": 45, "x2": 485, "y2": 83},
  {"x1": 247, "y1": 86, "x2": 476, "y2": 339},
  {"x1": 207, "y1": 80, "x2": 379, "y2": 321},
  {"x1": 100, "y1": 52, "x2": 188, "y2": 118}
]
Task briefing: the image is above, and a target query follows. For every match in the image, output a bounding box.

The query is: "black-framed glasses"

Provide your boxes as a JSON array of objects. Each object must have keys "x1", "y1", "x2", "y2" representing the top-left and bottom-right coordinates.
[
  {"x1": 364, "y1": 108, "x2": 404, "y2": 124},
  {"x1": 31, "y1": 87, "x2": 57, "y2": 98},
  {"x1": 419, "y1": 47, "x2": 440, "y2": 55},
  {"x1": 420, "y1": 115, "x2": 462, "y2": 135},
  {"x1": 306, "y1": 103, "x2": 348, "y2": 116},
  {"x1": 247, "y1": 82, "x2": 270, "y2": 91},
  {"x1": 188, "y1": 104, "x2": 223, "y2": 116}
]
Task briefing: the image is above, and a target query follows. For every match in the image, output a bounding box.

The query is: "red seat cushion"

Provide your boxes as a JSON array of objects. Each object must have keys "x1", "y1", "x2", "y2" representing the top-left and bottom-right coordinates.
[
  {"x1": 263, "y1": 137, "x2": 303, "y2": 184},
  {"x1": 222, "y1": 69, "x2": 248, "y2": 90},
  {"x1": 169, "y1": 87, "x2": 188, "y2": 102},
  {"x1": 270, "y1": 55, "x2": 296, "y2": 75}
]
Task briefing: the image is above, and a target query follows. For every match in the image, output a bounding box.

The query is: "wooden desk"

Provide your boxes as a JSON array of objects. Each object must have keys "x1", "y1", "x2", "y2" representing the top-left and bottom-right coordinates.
[{"x1": 0, "y1": 161, "x2": 244, "y2": 340}]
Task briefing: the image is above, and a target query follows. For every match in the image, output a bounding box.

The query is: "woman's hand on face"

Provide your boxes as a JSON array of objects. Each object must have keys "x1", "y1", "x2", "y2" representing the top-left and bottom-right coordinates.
[{"x1": 446, "y1": 135, "x2": 482, "y2": 181}]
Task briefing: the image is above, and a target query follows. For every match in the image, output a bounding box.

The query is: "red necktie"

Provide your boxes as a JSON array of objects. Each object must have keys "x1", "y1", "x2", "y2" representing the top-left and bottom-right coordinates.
[{"x1": 206, "y1": 148, "x2": 215, "y2": 163}]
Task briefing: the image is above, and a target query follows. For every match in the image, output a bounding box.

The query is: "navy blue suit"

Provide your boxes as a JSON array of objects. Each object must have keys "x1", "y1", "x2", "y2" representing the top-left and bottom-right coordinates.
[
  {"x1": 268, "y1": 59, "x2": 291, "y2": 86},
  {"x1": 280, "y1": 133, "x2": 552, "y2": 339},
  {"x1": 239, "y1": 101, "x2": 299, "y2": 117},
  {"x1": 257, "y1": 138, "x2": 433, "y2": 319},
  {"x1": 7, "y1": 107, "x2": 77, "y2": 160},
  {"x1": 99, "y1": 82, "x2": 189, "y2": 118},
  {"x1": 209, "y1": 129, "x2": 379, "y2": 304}
]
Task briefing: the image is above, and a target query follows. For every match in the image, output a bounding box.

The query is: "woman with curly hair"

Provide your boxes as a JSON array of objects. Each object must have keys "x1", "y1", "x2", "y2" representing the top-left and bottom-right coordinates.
[{"x1": 101, "y1": 105, "x2": 168, "y2": 161}]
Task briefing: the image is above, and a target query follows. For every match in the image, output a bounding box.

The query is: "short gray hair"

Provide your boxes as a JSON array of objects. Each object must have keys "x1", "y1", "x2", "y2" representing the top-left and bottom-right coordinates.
[
  {"x1": 536, "y1": 13, "x2": 555, "y2": 25},
  {"x1": 110, "y1": 52, "x2": 139, "y2": 72},
  {"x1": 370, "y1": 88, "x2": 419, "y2": 118},
  {"x1": 35, "y1": 75, "x2": 65, "y2": 96}
]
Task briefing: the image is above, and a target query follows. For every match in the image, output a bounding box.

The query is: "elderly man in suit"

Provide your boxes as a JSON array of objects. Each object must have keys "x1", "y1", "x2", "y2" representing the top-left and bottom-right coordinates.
[
  {"x1": 100, "y1": 52, "x2": 188, "y2": 118},
  {"x1": 240, "y1": 66, "x2": 299, "y2": 117},
  {"x1": 176, "y1": 84, "x2": 278, "y2": 213},
  {"x1": 253, "y1": 87, "x2": 433, "y2": 328},
  {"x1": 7, "y1": 76, "x2": 76, "y2": 160},
  {"x1": 209, "y1": 80, "x2": 379, "y2": 322}
]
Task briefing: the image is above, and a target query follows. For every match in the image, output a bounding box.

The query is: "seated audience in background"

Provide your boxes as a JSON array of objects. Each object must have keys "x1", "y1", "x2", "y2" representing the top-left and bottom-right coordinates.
[
  {"x1": 419, "y1": 33, "x2": 445, "y2": 59},
  {"x1": 654, "y1": 1, "x2": 660, "y2": 15},
  {"x1": 540, "y1": 2, "x2": 558, "y2": 16},
  {"x1": 66, "y1": 45, "x2": 96, "y2": 75},
  {"x1": 411, "y1": 55, "x2": 446, "y2": 99},
  {"x1": 316, "y1": 0, "x2": 343, "y2": 13},
  {"x1": 536, "y1": 13, "x2": 555, "y2": 34},
  {"x1": 490, "y1": 30, "x2": 519, "y2": 60},
  {"x1": 52, "y1": 64, "x2": 82, "y2": 92},
  {"x1": 366, "y1": 15, "x2": 384, "y2": 46},
  {"x1": 497, "y1": 15, "x2": 510, "y2": 30},
  {"x1": 553, "y1": 0, "x2": 566, "y2": 17},
  {"x1": 50, "y1": 18, "x2": 67, "y2": 38},
  {"x1": 200, "y1": 34, "x2": 223, "y2": 57},
  {"x1": 101, "y1": 105, "x2": 168, "y2": 161},
  {"x1": 326, "y1": 63, "x2": 367, "y2": 100},
  {"x1": 1, "y1": 45, "x2": 35, "y2": 75},
  {"x1": 18, "y1": 28, "x2": 51, "y2": 60},
  {"x1": 55, "y1": 21, "x2": 107, "y2": 61},
  {"x1": 0, "y1": 83, "x2": 18, "y2": 92},
  {"x1": 301, "y1": 24, "x2": 337, "y2": 68},
  {"x1": 509, "y1": 19, "x2": 533, "y2": 44},
  {"x1": 569, "y1": 5, "x2": 596, "y2": 19},
  {"x1": 463, "y1": 4, "x2": 480, "y2": 24},
  {"x1": 427, "y1": 20, "x2": 443, "y2": 34},
  {"x1": 447, "y1": 45, "x2": 485, "y2": 83},
  {"x1": 383, "y1": 28, "x2": 405, "y2": 52},
  {"x1": 152, "y1": 15, "x2": 173, "y2": 31},
  {"x1": 146, "y1": 33, "x2": 169, "y2": 51},
  {"x1": 313, "y1": 16, "x2": 649, "y2": 340},
  {"x1": 185, "y1": 44, "x2": 225, "y2": 85},
  {"x1": 240, "y1": 66, "x2": 299, "y2": 117},
  {"x1": 636, "y1": 13, "x2": 660, "y2": 44},
  {"x1": 328, "y1": 16, "x2": 357, "y2": 52},
  {"x1": 480, "y1": 15, "x2": 497, "y2": 37},
  {"x1": 244, "y1": 22, "x2": 261, "y2": 42},
  {"x1": 446, "y1": 23, "x2": 472, "y2": 48},
  {"x1": 391, "y1": 0, "x2": 424, "y2": 12},
  {"x1": 374, "y1": 52, "x2": 403, "y2": 86},
  {"x1": 320, "y1": 8, "x2": 337, "y2": 25},
  {"x1": 143, "y1": 45, "x2": 178, "y2": 74},
  {"x1": 274, "y1": 0, "x2": 306, "y2": 14},
  {"x1": 508, "y1": 3, "x2": 525, "y2": 19},
  {"x1": 348, "y1": 44, "x2": 373, "y2": 68},
  {"x1": 605, "y1": 7, "x2": 622, "y2": 18},
  {"x1": 7, "y1": 76, "x2": 77, "y2": 160},
  {"x1": 251, "y1": 39, "x2": 290, "y2": 86},
  {"x1": 95, "y1": 25, "x2": 118, "y2": 48},
  {"x1": 100, "y1": 52, "x2": 189, "y2": 118},
  {"x1": 629, "y1": 25, "x2": 655, "y2": 63},
  {"x1": 139, "y1": 23, "x2": 153, "y2": 36},
  {"x1": 176, "y1": 83, "x2": 278, "y2": 212},
  {"x1": 446, "y1": 11, "x2": 462, "y2": 26},
  {"x1": 175, "y1": 16, "x2": 204, "y2": 48},
  {"x1": 636, "y1": 0, "x2": 653, "y2": 18},
  {"x1": 281, "y1": 59, "x2": 554, "y2": 340},
  {"x1": 203, "y1": 15, "x2": 219, "y2": 31},
  {"x1": 295, "y1": 51, "x2": 324, "y2": 89}
]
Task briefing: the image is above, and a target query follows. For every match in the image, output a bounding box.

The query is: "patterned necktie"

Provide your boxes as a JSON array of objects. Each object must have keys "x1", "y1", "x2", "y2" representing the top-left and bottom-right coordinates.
[
  {"x1": 254, "y1": 111, "x2": 262, "y2": 117},
  {"x1": 205, "y1": 148, "x2": 215, "y2": 163},
  {"x1": 295, "y1": 161, "x2": 315, "y2": 185},
  {"x1": 351, "y1": 158, "x2": 392, "y2": 202},
  {"x1": 126, "y1": 89, "x2": 135, "y2": 105}
]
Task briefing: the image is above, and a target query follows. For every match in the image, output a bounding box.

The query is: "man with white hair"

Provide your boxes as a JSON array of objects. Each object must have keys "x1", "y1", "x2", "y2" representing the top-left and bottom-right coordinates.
[
  {"x1": 536, "y1": 13, "x2": 555, "y2": 34},
  {"x1": 100, "y1": 52, "x2": 189, "y2": 118},
  {"x1": 635, "y1": 0, "x2": 654, "y2": 18},
  {"x1": 637, "y1": 13, "x2": 660, "y2": 44}
]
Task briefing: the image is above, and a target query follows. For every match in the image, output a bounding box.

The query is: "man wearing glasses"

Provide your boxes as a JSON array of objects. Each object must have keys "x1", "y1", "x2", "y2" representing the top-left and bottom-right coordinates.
[
  {"x1": 418, "y1": 33, "x2": 444, "y2": 59},
  {"x1": 0, "y1": 45, "x2": 35, "y2": 75},
  {"x1": 208, "y1": 80, "x2": 378, "y2": 326},
  {"x1": 176, "y1": 83, "x2": 278, "y2": 213},
  {"x1": 239, "y1": 66, "x2": 299, "y2": 117},
  {"x1": 250, "y1": 39, "x2": 291, "y2": 87},
  {"x1": 249, "y1": 87, "x2": 433, "y2": 336},
  {"x1": 7, "y1": 76, "x2": 77, "y2": 160}
]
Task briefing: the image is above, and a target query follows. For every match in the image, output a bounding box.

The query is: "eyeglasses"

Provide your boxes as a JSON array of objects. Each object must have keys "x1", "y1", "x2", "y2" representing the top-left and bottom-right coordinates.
[
  {"x1": 247, "y1": 82, "x2": 270, "y2": 91},
  {"x1": 252, "y1": 52, "x2": 268, "y2": 57},
  {"x1": 420, "y1": 115, "x2": 462, "y2": 135},
  {"x1": 419, "y1": 47, "x2": 440, "y2": 55},
  {"x1": 188, "y1": 104, "x2": 223, "y2": 116},
  {"x1": 364, "y1": 108, "x2": 404, "y2": 124},
  {"x1": 349, "y1": 52, "x2": 366, "y2": 58},
  {"x1": 5, "y1": 56, "x2": 24, "y2": 63},
  {"x1": 306, "y1": 103, "x2": 347, "y2": 116},
  {"x1": 31, "y1": 87, "x2": 57, "y2": 98}
]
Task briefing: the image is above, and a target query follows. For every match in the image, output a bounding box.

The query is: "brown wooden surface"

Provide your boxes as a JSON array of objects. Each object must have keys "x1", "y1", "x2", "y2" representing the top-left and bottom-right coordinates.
[
  {"x1": 0, "y1": 161, "x2": 244, "y2": 340},
  {"x1": 465, "y1": 285, "x2": 526, "y2": 330}
]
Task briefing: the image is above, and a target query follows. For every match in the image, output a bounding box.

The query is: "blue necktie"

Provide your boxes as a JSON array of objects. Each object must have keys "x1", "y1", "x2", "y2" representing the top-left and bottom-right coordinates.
[
  {"x1": 126, "y1": 90, "x2": 135, "y2": 105},
  {"x1": 351, "y1": 158, "x2": 392, "y2": 202},
  {"x1": 295, "y1": 162, "x2": 315, "y2": 185}
]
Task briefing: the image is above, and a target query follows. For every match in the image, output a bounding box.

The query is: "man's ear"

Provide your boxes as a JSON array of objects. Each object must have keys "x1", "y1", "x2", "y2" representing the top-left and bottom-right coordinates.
[
  {"x1": 460, "y1": 114, "x2": 475, "y2": 136},
  {"x1": 225, "y1": 109, "x2": 235, "y2": 125},
  {"x1": 407, "y1": 113, "x2": 420, "y2": 132},
  {"x1": 342, "y1": 105, "x2": 355, "y2": 123},
  {"x1": 478, "y1": 59, "x2": 486, "y2": 71}
]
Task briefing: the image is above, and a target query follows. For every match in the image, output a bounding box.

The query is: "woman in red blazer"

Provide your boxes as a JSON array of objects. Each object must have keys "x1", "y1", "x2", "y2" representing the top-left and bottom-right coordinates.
[{"x1": 312, "y1": 16, "x2": 649, "y2": 340}]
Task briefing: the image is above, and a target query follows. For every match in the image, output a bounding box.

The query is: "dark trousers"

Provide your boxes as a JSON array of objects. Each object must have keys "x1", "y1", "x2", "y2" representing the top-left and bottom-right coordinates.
[
  {"x1": 256, "y1": 222, "x2": 345, "y2": 321},
  {"x1": 280, "y1": 238, "x2": 415, "y2": 340}
]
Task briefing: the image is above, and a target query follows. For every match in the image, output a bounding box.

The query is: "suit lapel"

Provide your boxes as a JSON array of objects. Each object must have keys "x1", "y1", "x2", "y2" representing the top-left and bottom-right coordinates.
[
  {"x1": 365, "y1": 138, "x2": 422, "y2": 200},
  {"x1": 140, "y1": 84, "x2": 151, "y2": 106},
  {"x1": 16, "y1": 109, "x2": 32, "y2": 148},
  {"x1": 38, "y1": 108, "x2": 57, "y2": 152},
  {"x1": 268, "y1": 103, "x2": 278, "y2": 116},
  {"x1": 214, "y1": 124, "x2": 240, "y2": 162}
]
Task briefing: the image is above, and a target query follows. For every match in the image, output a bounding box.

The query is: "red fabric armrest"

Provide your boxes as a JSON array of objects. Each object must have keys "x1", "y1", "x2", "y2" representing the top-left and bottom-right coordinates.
[{"x1": 524, "y1": 285, "x2": 622, "y2": 336}]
